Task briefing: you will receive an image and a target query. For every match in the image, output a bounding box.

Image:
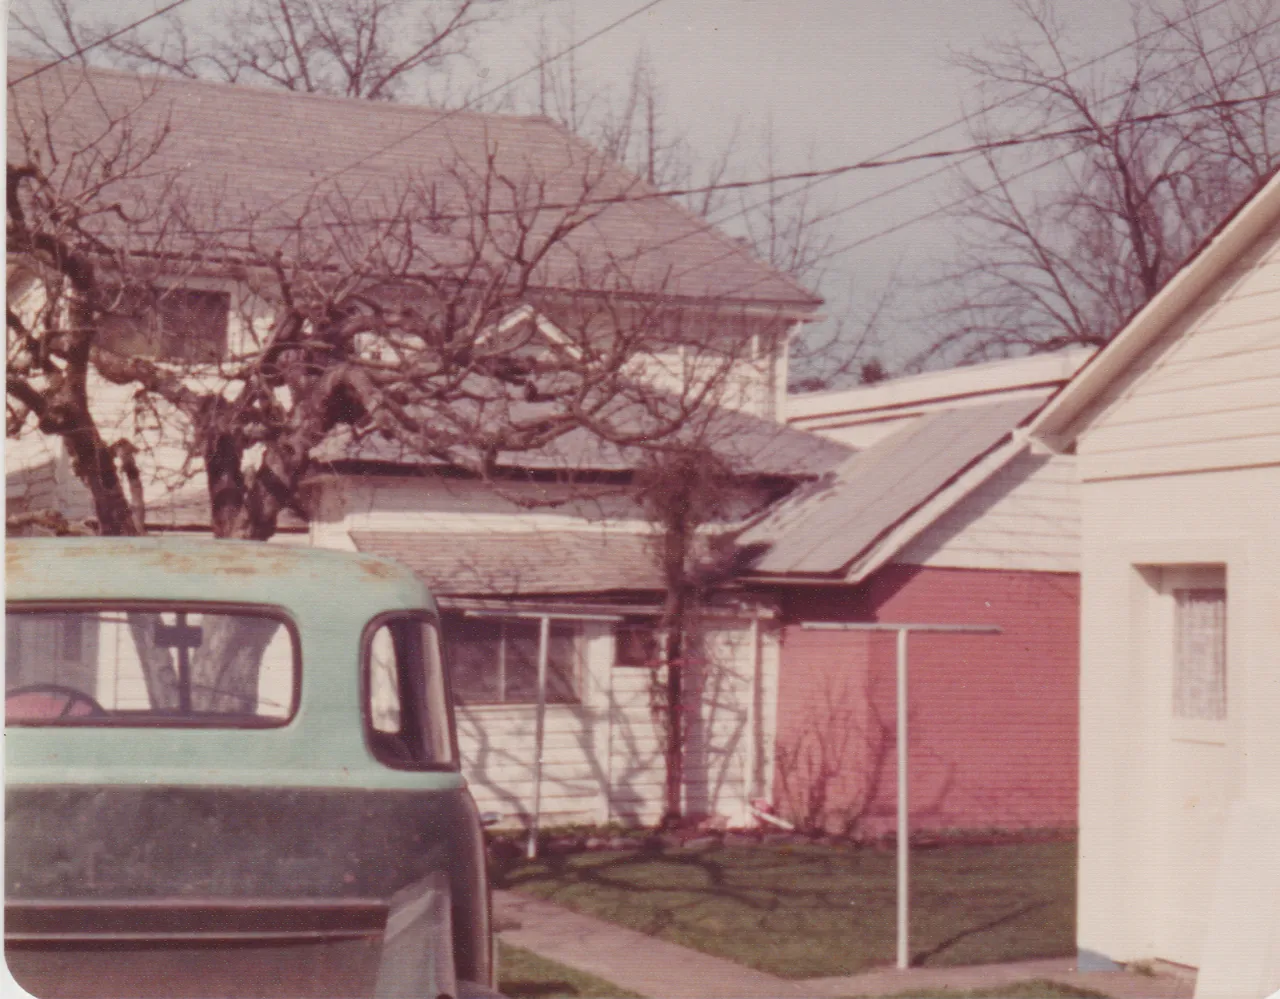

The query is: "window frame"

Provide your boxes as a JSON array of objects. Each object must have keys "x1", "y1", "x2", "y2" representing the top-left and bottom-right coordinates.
[
  {"x1": 359, "y1": 611, "x2": 460, "y2": 772},
  {"x1": 98, "y1": 284, "x2": 231, "y2": 363},
  {"x1": 442, "y1": 613, "x2": 585, "y2": 707},
  {"x1": 4, "y1": 600, "x2": 301, "y2": 728},
  {"x1": 1161, "y1": 565, "x2": 1229, "y2": 745}
]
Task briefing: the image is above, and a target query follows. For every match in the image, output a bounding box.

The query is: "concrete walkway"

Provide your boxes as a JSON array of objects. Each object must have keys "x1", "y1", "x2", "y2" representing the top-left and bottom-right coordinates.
[{"x1": 494, "y1": 890, "x2": 1196, "y2": 999}]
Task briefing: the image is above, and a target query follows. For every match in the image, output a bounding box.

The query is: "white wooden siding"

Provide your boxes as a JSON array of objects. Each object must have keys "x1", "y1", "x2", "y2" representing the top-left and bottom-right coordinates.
[
  {"x1": 896, "y1": 451, "x2": 1081, "y2": 573},
  {"x1": 458, "y1": 706, "x2": 610, "y2": 823},
  {"x1": 456, "y1": 623, "x2": 614, "y2": 825},
  {"x1": 5, "y1": 433, "x2": 62, "y2": 514},
  {"x1": 455, "y1": 616, "x2": 766, "y2": 827},
  {"x1": 626, "y1": 350, "x2": 777, "y2": 420},
  {"x1": 607, "y1": 665, "x2": 669, "y2": 824},
  {"x1": 1079, "y1": 219, "x2": 1280, "y2": 481}
]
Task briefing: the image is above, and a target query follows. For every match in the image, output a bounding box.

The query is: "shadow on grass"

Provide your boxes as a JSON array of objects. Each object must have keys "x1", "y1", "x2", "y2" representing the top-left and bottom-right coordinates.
[
  {"x1": 849, "y1": 979, "x2": 1108, "y2": 999},
  {"x1": 911, "y1": 901, "x2": 1051, "y2": 967},
  {"x1": 501, "y1": 839, "x2": 1076, "y2": 979}
]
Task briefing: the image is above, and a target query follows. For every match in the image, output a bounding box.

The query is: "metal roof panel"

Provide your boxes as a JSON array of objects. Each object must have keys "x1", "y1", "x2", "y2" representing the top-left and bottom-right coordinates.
[{"x1": 740, "y1": 394, "x2": 1048, "y2": 575}]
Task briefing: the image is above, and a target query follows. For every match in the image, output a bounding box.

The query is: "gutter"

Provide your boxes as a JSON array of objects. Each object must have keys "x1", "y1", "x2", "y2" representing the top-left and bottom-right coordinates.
[{"x1": 1032, "y1": 169, "x2": 1280, "y2": 450}]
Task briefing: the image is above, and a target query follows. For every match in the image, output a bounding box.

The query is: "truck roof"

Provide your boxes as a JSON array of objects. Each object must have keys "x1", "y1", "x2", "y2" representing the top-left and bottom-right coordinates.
[{"x1": 5, "y1": 537, "x2": 433, "y2": 618}]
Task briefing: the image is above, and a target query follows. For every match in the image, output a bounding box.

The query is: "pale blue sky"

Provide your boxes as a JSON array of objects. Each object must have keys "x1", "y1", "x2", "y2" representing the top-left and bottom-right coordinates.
[
  {"x1": 9, "y1": 0, "x2": 1142, "y2": 372},
  {"x1": 467, "y1": 0, "x2": 1140, "y2": 371}
]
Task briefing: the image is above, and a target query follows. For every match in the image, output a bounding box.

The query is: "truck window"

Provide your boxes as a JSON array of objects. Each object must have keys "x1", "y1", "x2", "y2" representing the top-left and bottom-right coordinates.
[
  {"x1": 365, "y1": 617, "x2": 454, "y2": 768},
  {"x1": 5, "y1": 607, "x2": 297, "y2": 724}
]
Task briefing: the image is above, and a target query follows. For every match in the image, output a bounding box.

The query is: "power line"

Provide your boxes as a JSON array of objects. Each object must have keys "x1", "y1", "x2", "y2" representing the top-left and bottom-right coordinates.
[
  {"x1": 572, "y1": 0, "x2": 1265, "y2": 309},
  {"x1": 801, "y1": 8, "x2": 1280, "y2": 233},
  {"x1": 255, "y1": 0, "x2": 668, "y2": 216},
  {"x1": 16, "y1": 0, "x2": 1278, "y2": 313},
  {"x1": 660, "y1": 11, "x2": 1280, "y2": 305},
  {"x1": 556, "y1": 89, "x2": 1280, "y2": 207},
  {"x1": 123, "y1": 82, "x2": 1280, "y2": 244},
  {"x1": 7, "y1": 0, "x2": 199, "y2": 87},
  {"x1": 127, "y1": 0, "x2": 1242, "y2": 242},
  {"x1": 15, "y1": 0, "x2": 1253, "y2": 230},
  {"x1": 695, "y1": 0, "x2": 1243, "y2": 237}
]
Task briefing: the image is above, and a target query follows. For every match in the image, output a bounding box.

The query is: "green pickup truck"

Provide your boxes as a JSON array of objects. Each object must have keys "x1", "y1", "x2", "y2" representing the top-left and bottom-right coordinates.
[{"x1": 5, "y1": 537, "x2": 497, "y2": 998}]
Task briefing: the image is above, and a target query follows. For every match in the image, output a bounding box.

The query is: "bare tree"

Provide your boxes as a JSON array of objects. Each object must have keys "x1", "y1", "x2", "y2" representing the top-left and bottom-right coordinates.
[
  {"x1": 9, "y1": 0, "x2": 493, "y2": 102},
  {"x1": 788, "y1": 279, "x2": 896, "y2": 392},
  {"x1": 523, "y1": 29, "x2": 883, "y2": 393},
  {"x1": 7, "y1": 63, "x2": 788, "y2": 544},
  {"x1": 523, "y1": 22, "x2": 740, "y2": 221},
  {"x1": 773, "y1": 674, "x2": 891, "y2": 837},
  {"x1": 923, "y1": 0, "x2": 1280, "y2": 364},
  {"x1": 631, "y1": 441, "x2": 737, "y2": 825}
]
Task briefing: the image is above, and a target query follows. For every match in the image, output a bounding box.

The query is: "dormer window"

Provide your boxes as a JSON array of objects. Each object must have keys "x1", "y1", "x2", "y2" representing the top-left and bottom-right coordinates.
[{"x1": 100, "y1": 287, "x2": 230, "y2": 363}]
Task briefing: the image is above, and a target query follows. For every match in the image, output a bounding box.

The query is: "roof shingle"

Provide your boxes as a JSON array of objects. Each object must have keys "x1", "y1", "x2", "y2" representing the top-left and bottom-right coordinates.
[
  {"x1": 351, "y1": 529, "x2": 663, "y2": 595},
  {"x1": 8, "y1": 59, "x2": 821, "y2": 309},
  {"x1": 320, "y1": 397, "x2": 854, "y2": 478}
]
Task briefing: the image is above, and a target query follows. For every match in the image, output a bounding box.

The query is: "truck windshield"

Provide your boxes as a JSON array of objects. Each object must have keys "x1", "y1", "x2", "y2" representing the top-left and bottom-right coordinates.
[{"x1": 5, "y1": 607, "x2": 297, "y2": 724}]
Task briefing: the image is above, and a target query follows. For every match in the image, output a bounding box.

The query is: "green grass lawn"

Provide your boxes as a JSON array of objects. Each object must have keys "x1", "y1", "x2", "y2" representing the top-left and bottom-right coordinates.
[
  {"x1": 501, "y1": 839, "x2": 1076, "y2": 980},
  {"x1": 498, "y1": 941, "x2": 643, "y2": 998},
  {"x1": 857, "y1": 981, "x2": 1105, "y2": 998}
]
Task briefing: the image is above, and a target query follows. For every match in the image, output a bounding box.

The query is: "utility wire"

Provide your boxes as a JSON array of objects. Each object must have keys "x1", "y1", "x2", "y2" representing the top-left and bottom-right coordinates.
[
  {"x1": 646, "y1": 1, "x2": 1280, "y2": 299},
  {"x1": 16, "y1": 0, "x2": 1278, "y2": 311},
  {"x1": 16, "y1": 0, "x2": 1253, "y2": 230},
  {"x1": 694, "y1": 0, "x2": 1242, "y2": 238},
  {"x1": 801, "y1": 9, "x2": 1280, "y2": 232},
  {"x1": 7, "y1": 0, "x2": 199, "y2": 87},
  {"x1": 123, "y1": 82, "x2": 1280, "y2": 242},
  {"x1": 658, "y1": 13, "x2": 1280, "y2": 304},
  {"x1": 254, "y1": 0, "x2": 668, "y2": 216}
]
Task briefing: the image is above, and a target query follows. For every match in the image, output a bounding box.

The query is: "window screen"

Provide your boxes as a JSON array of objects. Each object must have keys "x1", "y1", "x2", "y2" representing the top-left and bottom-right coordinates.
[
  {"x1": 5, "y1": 607, "x2": 295, "y2": 724},
  {"x1": 1173, "y1": 587, "x2": 1227, "y2": 721}
]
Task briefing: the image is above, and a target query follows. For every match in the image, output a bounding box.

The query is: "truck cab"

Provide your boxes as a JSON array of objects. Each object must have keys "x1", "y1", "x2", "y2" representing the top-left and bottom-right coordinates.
[{"x1": 5, "y1": 537, "x2": 495, "y2": 998}]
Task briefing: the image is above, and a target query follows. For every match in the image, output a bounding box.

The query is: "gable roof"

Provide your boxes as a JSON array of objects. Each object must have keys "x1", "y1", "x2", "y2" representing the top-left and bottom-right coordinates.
[
  {"x1": 737, "y1": 393, "x2": 1049, "y2": 581},
  {"x1": 1032, "y1": 170, "x2": 1280, "y2": 448},
  {"x1": 7, "y1": 59, "x2": 820, "y2": 312}
]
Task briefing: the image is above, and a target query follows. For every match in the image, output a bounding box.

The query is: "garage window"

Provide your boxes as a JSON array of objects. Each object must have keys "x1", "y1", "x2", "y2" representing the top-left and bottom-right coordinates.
[{"x1": 1173, "y1": 586, "x2": 1227, "y2": 722}]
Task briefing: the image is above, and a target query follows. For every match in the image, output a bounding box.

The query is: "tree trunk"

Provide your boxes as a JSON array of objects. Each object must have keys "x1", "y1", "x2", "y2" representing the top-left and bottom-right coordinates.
[{"x1": 190, "y1": 616, "x2": 283, "y2": 712}]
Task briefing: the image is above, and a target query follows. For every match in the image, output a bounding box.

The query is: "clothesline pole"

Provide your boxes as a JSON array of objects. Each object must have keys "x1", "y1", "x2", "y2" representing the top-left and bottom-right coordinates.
[{"x1": 803, "y1": 621, "x2": 1001, "y2": 969}]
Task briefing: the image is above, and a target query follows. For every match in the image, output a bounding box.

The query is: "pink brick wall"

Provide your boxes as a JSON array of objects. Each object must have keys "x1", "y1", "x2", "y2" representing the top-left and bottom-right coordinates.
[{"x1": 773, "y1": 565, "x2": 1079, "y2": 836}]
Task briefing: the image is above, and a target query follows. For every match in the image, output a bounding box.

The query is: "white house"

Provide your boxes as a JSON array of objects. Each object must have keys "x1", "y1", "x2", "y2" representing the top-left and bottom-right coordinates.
[
  {"x1": 1031, "y1": 172, "x2": 1280, "y2": 998},
  {"x1": 6, "y1": 59, "x2": 842, "y2": 829},
  {"x1": 301, "y1": 406, "x2": 848, "y2": 828}
]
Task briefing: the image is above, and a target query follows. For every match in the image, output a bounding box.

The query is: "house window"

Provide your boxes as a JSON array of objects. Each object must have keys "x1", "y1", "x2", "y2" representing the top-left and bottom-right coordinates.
[
  {"x1": 445, "y1": 615, "x2": 581, "y2": 705},
  {"x1": 614, "y1": 620, "x2": 662, "y2": 667},
  {"x1": 1173, "y1": 587, "x2": 1227, "y2": 721},
  {"x1": 100, "y1": 287, "x2": 229, "y2": 362}
]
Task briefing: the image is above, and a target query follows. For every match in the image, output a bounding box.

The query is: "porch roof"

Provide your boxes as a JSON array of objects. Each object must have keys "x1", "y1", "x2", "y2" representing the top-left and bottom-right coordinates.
[
  {"x1": 351, "y1": 529, "x2": 663, "y2": 597},
  {"x1": 737, "y1": 392, "x2": 1050, "y2": 580}
]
